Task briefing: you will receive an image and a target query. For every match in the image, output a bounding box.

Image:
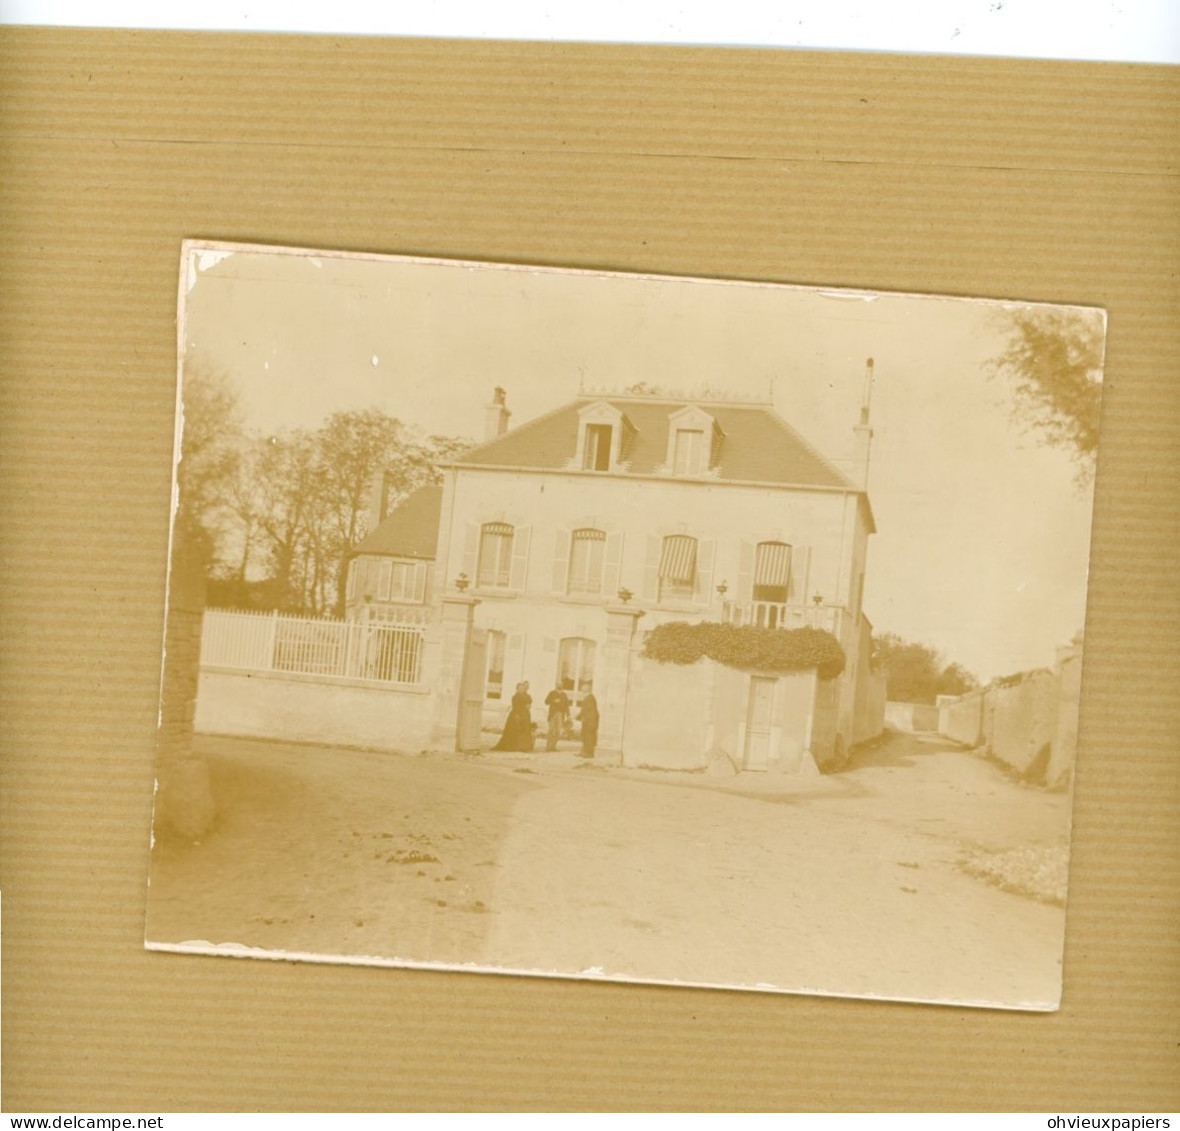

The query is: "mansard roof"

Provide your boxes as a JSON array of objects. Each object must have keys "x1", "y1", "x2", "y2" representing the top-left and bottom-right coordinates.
[
  {"x1": 452, "y1": 395, "x2": 856, "y2": 491},
  {"x1": 347, "y1": 484, "x2": 442, "y2": 561}
]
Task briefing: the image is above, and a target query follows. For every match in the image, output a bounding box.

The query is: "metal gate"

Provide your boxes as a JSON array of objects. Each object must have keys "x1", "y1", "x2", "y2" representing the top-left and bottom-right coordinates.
[{"x1": 457, "y1": 627, "x2": 487, "y2": 752}]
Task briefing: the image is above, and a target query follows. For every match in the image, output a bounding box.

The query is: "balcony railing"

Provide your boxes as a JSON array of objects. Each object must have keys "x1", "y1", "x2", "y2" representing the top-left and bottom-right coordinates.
[{"x1": 721, "y1": 600, "x2": 846, "y2": 639}]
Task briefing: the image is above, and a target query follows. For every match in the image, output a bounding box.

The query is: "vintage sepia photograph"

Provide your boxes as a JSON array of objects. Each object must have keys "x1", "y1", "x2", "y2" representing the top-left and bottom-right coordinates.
[{"x1": 146, "y1": 242, "x2": 1105, "y2": 1009}]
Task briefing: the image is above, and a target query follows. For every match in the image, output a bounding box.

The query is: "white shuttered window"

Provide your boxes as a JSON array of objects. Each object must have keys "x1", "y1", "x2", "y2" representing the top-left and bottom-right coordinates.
[{"x1": 567, "y1": 528, "x2": 606, "y2": 594}]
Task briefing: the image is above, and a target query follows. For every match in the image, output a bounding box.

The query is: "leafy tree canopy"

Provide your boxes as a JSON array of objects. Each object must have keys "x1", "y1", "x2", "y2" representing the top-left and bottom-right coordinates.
[
  {"x1": 987, "y1": 307, "x2": 1104, "y2": 480},
  {"x1": 871, "y1": 633, "x2": 978, "y2": 705},
  {"x1": 178, "y1": 370, "x2": 471, "y2": 615}
]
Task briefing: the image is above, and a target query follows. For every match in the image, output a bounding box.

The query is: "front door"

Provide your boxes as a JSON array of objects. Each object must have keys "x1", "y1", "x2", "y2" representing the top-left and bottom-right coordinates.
[{"x1": 743, "y1": 676, "x2": 776, "y2": 771}]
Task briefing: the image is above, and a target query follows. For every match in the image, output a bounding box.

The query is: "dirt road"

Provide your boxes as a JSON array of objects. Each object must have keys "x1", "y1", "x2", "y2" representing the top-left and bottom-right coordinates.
[{"x1": 147, "y1": 730, "x2": 1069, "y2": 1009}]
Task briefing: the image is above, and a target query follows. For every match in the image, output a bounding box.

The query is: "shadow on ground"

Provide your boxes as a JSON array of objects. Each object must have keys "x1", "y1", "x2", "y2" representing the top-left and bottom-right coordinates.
[{"x1": 146, "y1": 735, "x2": 540, "y2": 965}]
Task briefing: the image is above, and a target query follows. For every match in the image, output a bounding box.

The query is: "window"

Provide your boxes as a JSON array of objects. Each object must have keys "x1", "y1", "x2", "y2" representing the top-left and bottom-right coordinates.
[
  {"x1": 567, "y1": 528, "x2": 606, "y2": 594},
  {"x1": 583, "y1": 424, "x2": 612, "y2": 471},
  {"x1": 477, "y1": 522, "x2": 514, "y2": 588},
  {"x1": 485, "y1": 630, "x2": 506, "y2": 700},
  {"x1": 389, "y1": 561, "x2": 427, "y2": 602},
  {"x1": 658, "y1": 534, "x2": 698, "y2": 601},
  {"x1": 354, "y1": 559, "x2": 383, "y2": 600},
  {"x1": 558, "y1": 637, "x2": 596, "y2": 701},
  {"x1": 753, "y1": 541, "x2": 792, "y2": 605},
  {"x1": 673, "y1": 428, "x2": 705, "y2": 476},
  {"x1": 352, "y1": 558, "x2": 426, "y2": 604}
]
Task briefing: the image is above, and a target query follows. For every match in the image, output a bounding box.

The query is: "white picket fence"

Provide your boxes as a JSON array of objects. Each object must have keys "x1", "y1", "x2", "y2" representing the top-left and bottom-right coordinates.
[{"x1": 200, "y1": 608, "x2": 425, "y2": 685}]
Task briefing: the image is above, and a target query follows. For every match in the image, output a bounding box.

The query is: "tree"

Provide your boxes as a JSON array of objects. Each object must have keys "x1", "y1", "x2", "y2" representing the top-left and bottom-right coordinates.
[
  {"x1": 934, "y1": 662, "x2": 978, "y2": 700},
  {"x1": 175, "y1": 366, "x2": 245, "y2": 570},
  {"x1": 179, "y1": 393, "x2": 472, "y2": 615},
  {"x1": 987, "y1": 307, "x2": 1104, "y2": 480},
  {"x1": 251, "y1": 430, "x2": 322, "y2": 611},
  {"x1": 871, "y1": 633, "x2": 978, "y2": 705},
  {"x1": 314, "y1": 409, "x2": 409, "y2": 612},
  {"x1": 314, "y1": 412, "x2": 474, "y2": 614}
]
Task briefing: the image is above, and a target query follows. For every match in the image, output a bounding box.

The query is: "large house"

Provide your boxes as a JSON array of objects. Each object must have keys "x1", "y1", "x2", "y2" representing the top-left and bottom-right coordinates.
[{"x1": 343, "y1": 384, "x2": 884, "y2": 771}]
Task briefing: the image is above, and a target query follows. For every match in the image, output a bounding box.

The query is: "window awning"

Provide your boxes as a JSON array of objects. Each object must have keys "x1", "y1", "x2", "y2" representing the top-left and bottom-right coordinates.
[
  {"x1": 659, "y1": 535, "x2": 698, "y2": 582},
  {"x1": 754, "y1": 542, "x2": 792, "y2": 588}
]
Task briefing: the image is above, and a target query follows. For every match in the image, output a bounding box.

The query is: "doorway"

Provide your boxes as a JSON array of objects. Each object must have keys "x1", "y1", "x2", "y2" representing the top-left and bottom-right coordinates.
[{"x1": 743, "y1": 676, "x2": 776, "y2": 771}]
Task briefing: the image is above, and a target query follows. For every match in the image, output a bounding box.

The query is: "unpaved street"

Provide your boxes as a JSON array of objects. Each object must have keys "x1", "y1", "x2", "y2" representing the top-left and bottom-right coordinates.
[{"x1": 147, "y1": 730, "x2": 1069, "y2": 1008}]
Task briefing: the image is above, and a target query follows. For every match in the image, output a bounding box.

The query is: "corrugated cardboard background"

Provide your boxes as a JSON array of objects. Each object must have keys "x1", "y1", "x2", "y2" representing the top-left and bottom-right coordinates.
[{"x1": 1, "y1": 28, "x2": 1177, "y2": 1112}]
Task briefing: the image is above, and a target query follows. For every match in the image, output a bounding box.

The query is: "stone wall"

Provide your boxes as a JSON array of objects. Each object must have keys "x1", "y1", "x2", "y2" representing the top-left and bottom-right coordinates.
[
  {"x1": 809, "y1": 673, "x2": 842, "y2": 769},
  {"x1": 852, "y1": 661, "x2": 887, "y2": 747},
  {"x1": 620, "y1": 655, "x2": 714, "y2": 770},
  {"x1": 195, "y1": 668, "x2": 437, "y2": 752},
  {"x1": 989, "y1": 670, "x2": 1059, "y2": 776},
  {"x1": 937, "y1": 690, "x2": 985, "y2": 747},
  {"x1": 620, "y1": 654, "x2": 832, "y2": 774},
  {"x1": 1048, "y1": 647, "x2": 1083, "y2": 786},
  {"x1": 885, "y1": 700, "x2": 939, "y2": 732},
  {"x1": 936, "y1": 642, "x2": 1083, "y2": 786}
]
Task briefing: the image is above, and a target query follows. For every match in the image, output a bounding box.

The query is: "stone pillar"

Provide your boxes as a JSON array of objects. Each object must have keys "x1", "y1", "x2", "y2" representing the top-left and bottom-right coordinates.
[
  {"x1": 432, "y1": 594, "x2": 480, "y2": 750},
  {"x1": 596, "y1": 604, "x2": 645, "y2": 765},
  {"x1": 155, "y1": 527, "x2": 215, "y2": 840}
]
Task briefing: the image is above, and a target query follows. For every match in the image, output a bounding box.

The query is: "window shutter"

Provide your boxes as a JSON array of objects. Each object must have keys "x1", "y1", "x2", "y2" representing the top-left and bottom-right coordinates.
[
  {"x1": 346, "y1": 561, "x2": 357, "y2": 601},
  {"x1": 505, "y1": 632, "x2": 525, "y2": 690},
  {"x1": 551, "y1": 527, "x2": 571, "y2": 594},
  {"x1": 642, "y1": 535, "x2": 660, "y2": 601},
  {"x1": 603, "y1": 531, "x2": 624, "y2": 598},
  {"x1": 360, "y1": 559, "x2": 376, "y2": 597},
  {"x1": 378, "y1": 560, "x2": 393, "y2": 601},
  {"x1": 462, "y1": 522, "x2": 479, "y2": 585},
  {"x1": 413, "y1": 562, "x2": 427, "y2": 603},
  {"x1": 788, "y1": 546, "x2": 811, "y2": 605},
  {"x1": 737, "y1": 540, "x2": 755, "y2": 603},
  {"x1": 694, "y1": 538, "x2": 716, "y2": 604},
  {"x1": 509, "y1": 525, "x2": 531, "y2": 591}
]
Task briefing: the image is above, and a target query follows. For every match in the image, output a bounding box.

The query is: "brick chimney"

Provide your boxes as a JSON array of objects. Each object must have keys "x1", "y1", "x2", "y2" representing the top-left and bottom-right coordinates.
[
  {"x1": 852, "y1": 358, "x2": 874, "y2": 491},
  {"x1": 485, "y1": 386, "x2": 511, "y2": 441},
  {"x1": 365, "y1": 469, "x2": 395, "y2": 531}
]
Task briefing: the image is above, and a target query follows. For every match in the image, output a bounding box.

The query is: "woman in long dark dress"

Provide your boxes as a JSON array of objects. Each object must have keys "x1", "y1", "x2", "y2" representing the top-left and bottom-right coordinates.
[
  {"x1": 493, "y1": 681, "x2": 534, "y2": 751},
  {"x1": 578, "y1": 692, "x2": 599, "y2": 759}
]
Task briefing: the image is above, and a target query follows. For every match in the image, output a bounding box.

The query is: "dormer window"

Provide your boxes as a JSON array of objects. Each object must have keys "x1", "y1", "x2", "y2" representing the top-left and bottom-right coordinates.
[
  {"x1": 574, "y1": 400, "x2": 634, "y2": 472},
  {"x1": 583, "y1": 424, "x2": 612, "y2": 471},
  {"x1": 673, "y1": 428, "x2": 705, "y2": 476},
  {"x1": 666, "y1": 405, "x2": 723, "y2": 477}
]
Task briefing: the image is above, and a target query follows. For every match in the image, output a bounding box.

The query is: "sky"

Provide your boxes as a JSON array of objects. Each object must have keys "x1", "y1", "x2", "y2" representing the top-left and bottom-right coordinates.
[{"x1": 182, "y1": 244, "x2": 1104, "y2": 681}]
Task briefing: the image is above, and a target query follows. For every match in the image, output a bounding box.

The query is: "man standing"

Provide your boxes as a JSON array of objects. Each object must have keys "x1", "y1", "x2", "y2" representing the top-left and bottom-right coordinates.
[{"x1": 544, "y1": 683, "x2": 571, "y2": 752}]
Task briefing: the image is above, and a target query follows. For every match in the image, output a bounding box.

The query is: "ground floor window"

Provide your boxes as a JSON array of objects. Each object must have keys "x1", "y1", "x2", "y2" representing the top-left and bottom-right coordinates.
[
  {"x1": 349, "y1": 557, "x2": 427, "y2": 604},
  {"x1": 558, "y1": 636, "x2": 596, "y2": 701},
  {"x1": 485, "y1": 629, "x2": 506, "y2": 699}
]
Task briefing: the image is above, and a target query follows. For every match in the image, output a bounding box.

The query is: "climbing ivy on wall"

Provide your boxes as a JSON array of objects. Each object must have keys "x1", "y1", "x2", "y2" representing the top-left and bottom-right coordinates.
[{"x1": 641, "y1": 621, "x2": 846, "y2": 681}]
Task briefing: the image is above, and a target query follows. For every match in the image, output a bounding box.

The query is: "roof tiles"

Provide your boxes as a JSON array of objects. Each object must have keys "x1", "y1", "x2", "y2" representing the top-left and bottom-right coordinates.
[{"x1": 453, "y1": 398, "x2": 854, "y2": 490}]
